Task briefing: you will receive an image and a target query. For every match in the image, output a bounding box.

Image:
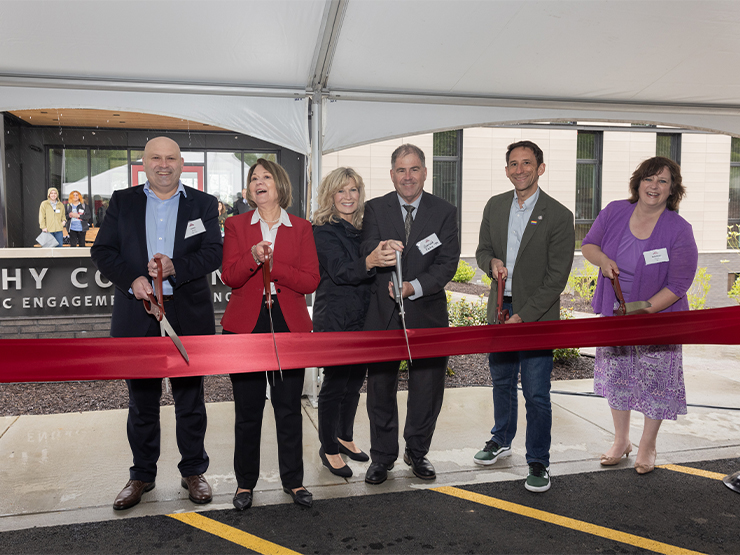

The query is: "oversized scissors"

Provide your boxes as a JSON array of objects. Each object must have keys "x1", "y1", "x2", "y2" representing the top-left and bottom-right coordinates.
[
  {"x1": 496, "y1": 269, "x2": 510, "y2": 324},
  {"x1": 262, "y1": 245, "x2": 282, "y2": 377},
  {"x1": 142, "y1": 257, "x2": 189, "y2": 363},
  {"x1": 390, "y1": 249, "x2": 412, "y2": 363},
  {"x1": 610, "y1": 275, "x2": 651, "y2": 316}
]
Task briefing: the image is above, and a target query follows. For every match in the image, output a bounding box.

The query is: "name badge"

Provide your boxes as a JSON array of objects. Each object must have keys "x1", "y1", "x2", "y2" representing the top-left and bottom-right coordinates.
[
  {"x1": 55, "y1": 209, "x2": 60, "y2": 213},
  {"x1": 185, "y1": 218, "x2": 206, "y2": 239},
  {"x1": 643, "y1": 248, "x2": 669, "y2": 265},
  {"x1": 417, "y1": 233, "x2": 442, "y2": 255}
]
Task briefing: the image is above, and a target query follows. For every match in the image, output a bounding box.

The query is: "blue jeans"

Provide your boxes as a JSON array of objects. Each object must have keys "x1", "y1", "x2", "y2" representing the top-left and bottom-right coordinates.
[
  {"x1": 489, "y1": 304, "x2": 553, "y2": 466},
  {"x1": 50, "y1": 231, "x2": 63, "y2": 247}
]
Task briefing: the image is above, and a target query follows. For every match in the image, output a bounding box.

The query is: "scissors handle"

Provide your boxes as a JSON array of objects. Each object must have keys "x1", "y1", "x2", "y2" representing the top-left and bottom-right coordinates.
[
  {"x1": 142, "y1": 257, "x2": 164, "y2": 321},
  {"x1": 609, "y1": 275, "x2": 627, "y2": 316},
  {"x1": 496, "y1": 269, "x2": 510, "y2": 324},
  {"x1": 262, "y1": 246, "x2": 273, "y2": 308}
]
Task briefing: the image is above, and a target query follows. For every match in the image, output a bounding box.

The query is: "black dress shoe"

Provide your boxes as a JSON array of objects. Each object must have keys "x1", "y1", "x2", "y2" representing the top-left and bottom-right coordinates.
[
  {"x1": 365, "y1": 461, "x2": 394, "y2": 485},
  {"x1": 403, "y1": 450, "x2": 436, "y2": 480},
  {"x1": 337, "y1": 442, "x2": 370, "y2": 462},
  {"x1": 320, "y1": 447, "x2": 353, "y2": 478},
  {"x1": 283, "y1": 486, "x2": 313, "y2": 508},
  {"x1": 113, "y1": 479, "x2": 155, "y2": 510},
  {"x1": 233, "y1": 489, "x2": 253, "y2": 511}
]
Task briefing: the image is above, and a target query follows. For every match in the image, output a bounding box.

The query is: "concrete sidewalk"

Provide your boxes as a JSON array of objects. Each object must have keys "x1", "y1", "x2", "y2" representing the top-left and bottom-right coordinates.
[{"x1": 1, "y1": 343, "x2": 739, "y2": 533}]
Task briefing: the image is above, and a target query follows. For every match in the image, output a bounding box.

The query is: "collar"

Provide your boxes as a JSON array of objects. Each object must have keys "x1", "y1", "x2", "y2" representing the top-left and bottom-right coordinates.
[
  {"x1": 396, "y1": 191, "x2": 422, "y2": 211},
  {"x1": 250, "y1": 207, "x2": 292, "y2": 227},
  {"x1": 143, "y1": 180, "x2": 187, "y2": 200},
  {"x1": 511, "y1": 186, "x2": 540, "y2": 210}
]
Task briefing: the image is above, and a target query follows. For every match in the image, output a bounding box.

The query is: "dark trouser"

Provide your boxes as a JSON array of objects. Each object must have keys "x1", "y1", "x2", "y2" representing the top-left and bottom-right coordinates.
[
  {"x1": 318, "y1": 364, "x2": 367, "y2": 454},
  {"x1": 366, "y1": 356, "x2": 447, "y2": 465},
  {"x1": 227, "y1": 297, "x2": 305, "y2": 490},
  {"x1": 127, "y1": 299, "x2": 209, "y2": 482},
  {"x1": 68, "y1": 229, "x2": 86, "y2": 247}
]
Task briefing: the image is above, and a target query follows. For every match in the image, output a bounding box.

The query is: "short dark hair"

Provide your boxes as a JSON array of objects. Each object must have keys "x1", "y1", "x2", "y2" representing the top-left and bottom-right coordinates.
[
  {"x1": 628, "y1": 156, "x2": 685, "y2": 211},
  {"x1": 391, "y1": 144, "x2": 426, "y2": 168},
  {"x1": 506, "y1": 141, "x2": 544, "y2": 166}
]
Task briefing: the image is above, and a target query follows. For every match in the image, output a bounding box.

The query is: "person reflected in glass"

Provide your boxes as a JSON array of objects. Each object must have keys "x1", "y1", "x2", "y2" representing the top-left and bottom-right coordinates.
[
  {"x1": 66, "y1": 190, "x2": 92, "y2": 247},
  {"x1": 217, "y1": 200, "x2": 229, "y2": 236},
  {"x1": 221, "y1": 159, "x2": 320, "y2": 510},
  {"x1": 312, "y1": 168, "x2": 394, "y2": 477},
  {"x1": 39, "y1": 187, "x2": 66, "y2": 247},
  {"x1": 582, "y1": 157, "x2": 698, "y2": 474}
]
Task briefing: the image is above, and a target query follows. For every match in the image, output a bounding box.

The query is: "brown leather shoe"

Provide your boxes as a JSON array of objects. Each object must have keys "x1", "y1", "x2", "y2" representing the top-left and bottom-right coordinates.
[
  {"x1": 113, "y1": 480, "x2": 155, "y2": 510},
  {"x1": 181, "y1": 474, "x2": 213, "y2": 504}
]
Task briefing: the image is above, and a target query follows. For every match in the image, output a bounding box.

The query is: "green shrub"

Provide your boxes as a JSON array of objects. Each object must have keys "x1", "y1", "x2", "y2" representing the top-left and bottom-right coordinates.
[
  {"x1": 728, "y1": 224, "x2": 740, "y2": 249},
  {"x1": 447, "y1": 293, "x2": 488, "y2": 326},
  {"x1": 567, "y1": 261, "x2": 599, "y2": 303},
  {"x1": 553, "y1": 307, "x2": 580, "y2": 362},
  {"x1": 452, "y1": 260, "x2": 476, "y2": 283},
  {"x1": 687, "y1": 267, "x2": 711, "y2": 310},
  {"x1": 481, "y1": 273, "x2": 492, "y2": 288}
]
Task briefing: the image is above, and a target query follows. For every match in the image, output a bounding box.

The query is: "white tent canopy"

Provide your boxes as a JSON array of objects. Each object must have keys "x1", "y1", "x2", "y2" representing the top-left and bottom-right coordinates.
[{"x1": 3, "y1": 0, "x2": 740, "y2": 161}]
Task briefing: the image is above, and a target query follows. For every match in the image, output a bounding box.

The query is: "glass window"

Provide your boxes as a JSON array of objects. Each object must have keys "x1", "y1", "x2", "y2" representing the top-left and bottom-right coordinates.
[
  {"x1": 656, "y1": 133, "x2": 681, "y2": 163},
  {"x1": 91, "y1": 149, "x2": 127, "y2": 226},
  {"x1": 207, "y1": 152, "x2": 244, "y2": 209},
  {"x1": 49, "y1": 148, "x2": 88, "y2": 202},
  {"x1": 432, "y1": 130, "x2": 462, "y2": 208},
  {"x1": 575, "y1": 132, "x2": 602, "y2": 248},
  {"x1": 729, "y1": 138, "x2": 740, "y2": 247}
]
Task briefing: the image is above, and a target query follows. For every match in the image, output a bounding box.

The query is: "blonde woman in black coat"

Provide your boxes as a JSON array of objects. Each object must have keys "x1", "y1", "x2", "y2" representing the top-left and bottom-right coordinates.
[{"x1": 312, "y1": 167, "x2": 394, "y2": 477}]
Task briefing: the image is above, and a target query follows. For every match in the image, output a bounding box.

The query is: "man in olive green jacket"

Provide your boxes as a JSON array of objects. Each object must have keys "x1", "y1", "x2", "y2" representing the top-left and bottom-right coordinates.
[{"x1": 474, "y1": 140, "x2": 574, "y2": 493}]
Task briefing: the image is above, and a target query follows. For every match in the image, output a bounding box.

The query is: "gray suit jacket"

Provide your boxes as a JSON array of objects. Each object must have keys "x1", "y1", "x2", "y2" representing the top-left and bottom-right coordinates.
[
  {"x1": 361, "y1": 191, "x2": 460, "y2": 331},
  {"x1": 476, "y1": 189, "x2": 574, "y2": 324}
]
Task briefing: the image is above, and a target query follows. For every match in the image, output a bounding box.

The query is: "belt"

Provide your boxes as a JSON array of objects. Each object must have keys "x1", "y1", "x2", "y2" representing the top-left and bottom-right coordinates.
[
  {"x1": 502, "y1": 296, "x2": 513, "y2": 304},
  {"x1": 162, "y1": 295, "x2": 174, "y2": 302}
]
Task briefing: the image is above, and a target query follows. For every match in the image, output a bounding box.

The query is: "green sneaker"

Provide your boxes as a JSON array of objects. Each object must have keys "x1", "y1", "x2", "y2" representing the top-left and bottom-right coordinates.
[
  {"x1": 525, "y1": 462, "x2": 551, "y2": 492},
  {"x1": 473, "y1": 440, "x2": 511, "y2": 466}
]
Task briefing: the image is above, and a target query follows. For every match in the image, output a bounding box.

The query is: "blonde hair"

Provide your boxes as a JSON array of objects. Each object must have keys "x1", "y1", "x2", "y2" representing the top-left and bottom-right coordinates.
[
  {"x1": 245, "y1": 159, "x2": 292, "y2": 209},
  {"x1": 47, "y1": 187, "x2": 59, "y2": 200},
  {"x1": 313, "y1": 167, "x2": 366, "y2": 229}
]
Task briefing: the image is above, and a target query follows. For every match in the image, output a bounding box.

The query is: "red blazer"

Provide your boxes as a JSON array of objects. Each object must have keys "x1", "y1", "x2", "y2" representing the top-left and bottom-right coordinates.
[{"x1": 221, "y1": 211, "x2": 319, "y2": 334}]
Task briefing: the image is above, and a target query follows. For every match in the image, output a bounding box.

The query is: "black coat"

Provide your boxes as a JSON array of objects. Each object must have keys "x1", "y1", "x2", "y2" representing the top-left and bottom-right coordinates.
[
  {"x1": 312, "y1": 219, "x2": 375, "y2": 332},
  {"x1": 65, "y1": 202, "x2": 93, "y2": 232}
]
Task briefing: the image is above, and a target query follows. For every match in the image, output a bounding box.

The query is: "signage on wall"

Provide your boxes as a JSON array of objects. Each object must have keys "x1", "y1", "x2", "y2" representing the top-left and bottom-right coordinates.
[{"x1": 1, "y1": 257, "x2": 231, "y2": 318}]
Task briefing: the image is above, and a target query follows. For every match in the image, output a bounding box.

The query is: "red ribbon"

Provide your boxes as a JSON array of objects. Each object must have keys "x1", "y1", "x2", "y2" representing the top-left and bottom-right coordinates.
[{"x1": 2, "y1": 305, "x2": 740, "y2": 383}]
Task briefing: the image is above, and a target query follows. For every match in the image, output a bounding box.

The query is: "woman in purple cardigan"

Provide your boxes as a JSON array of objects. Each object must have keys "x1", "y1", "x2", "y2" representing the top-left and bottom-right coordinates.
[{"x1": 582, "y1": 157, "x2": 698, "y2": 475}]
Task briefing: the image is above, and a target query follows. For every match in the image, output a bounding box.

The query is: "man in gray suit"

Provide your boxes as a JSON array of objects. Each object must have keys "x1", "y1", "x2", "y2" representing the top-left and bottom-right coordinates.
[
  {"x1": 475, "y1": 140, "x2": 574, "y2": 493},
  {"x1": 233, "y1": 187, "x2": 250, "y2": 215},
  {"x1": 360, "y1": 144, "x2": 460, "y2": 485}
]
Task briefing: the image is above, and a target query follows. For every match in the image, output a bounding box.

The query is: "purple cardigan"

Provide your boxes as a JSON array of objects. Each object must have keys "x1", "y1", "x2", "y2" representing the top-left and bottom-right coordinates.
[{"x1": 582, "y1": 199, "x2": 698, "y2": 316}]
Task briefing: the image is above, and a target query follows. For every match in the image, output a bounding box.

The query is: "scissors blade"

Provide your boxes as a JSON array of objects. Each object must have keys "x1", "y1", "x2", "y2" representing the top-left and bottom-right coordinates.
[
  {"x1": 160, "y1": 316, "x2": 189, "y2": 363},
  {"x1": 267, "y1": 303, "x2": 283, "y2": 377},
  {"x1": 392, "y1": 250, "x2": 412, "y2": 363}
]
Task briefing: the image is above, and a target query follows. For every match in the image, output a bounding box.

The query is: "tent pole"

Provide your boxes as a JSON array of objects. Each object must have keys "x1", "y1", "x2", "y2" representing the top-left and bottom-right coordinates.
[{"x1": 310, "y1": 92, "x2": 322, "y2": 219}]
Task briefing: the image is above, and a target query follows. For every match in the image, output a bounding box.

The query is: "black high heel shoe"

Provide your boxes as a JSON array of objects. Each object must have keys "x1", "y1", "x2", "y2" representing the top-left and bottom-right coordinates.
[
  {"x1": 283, "y1": 486, "x2": 313, "y2": 508},
  {"x1": 320, "y1": 447, "x2": 352, "y2": 478},
  {"x1": 233, "y1": 489, "x2": 252, "y2": 511},
  {"x1": 337, "y1": 442, "x2": 369, "y2": 462}
]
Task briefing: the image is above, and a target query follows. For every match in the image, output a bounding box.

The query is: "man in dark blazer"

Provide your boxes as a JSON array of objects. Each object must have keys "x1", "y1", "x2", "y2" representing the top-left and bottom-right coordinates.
[
  {"x1": 475, "y1": 140, "x2": 574, "y2": 493},
  {"x1": 233, "y1": 187, "x2": 250, "y2": 215},
  {"x1": 91, "y1": 136, "x2": 222, "y2": 510},
  {"x1": 360, "y1": 144, "x2": 460, "y2": 485}
]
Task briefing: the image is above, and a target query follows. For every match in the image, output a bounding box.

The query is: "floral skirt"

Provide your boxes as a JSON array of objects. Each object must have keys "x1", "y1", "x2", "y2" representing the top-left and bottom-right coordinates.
[{"x1": 593, "y1": 344, "x2": 687, "y2": 421}]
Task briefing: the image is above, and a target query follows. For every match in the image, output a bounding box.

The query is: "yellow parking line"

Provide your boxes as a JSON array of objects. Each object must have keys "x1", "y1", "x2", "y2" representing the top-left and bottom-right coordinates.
[
  {"x1": 433, "y1": 486, "x2": 706, "y2": 555},
  {"x1": 658, "y1": 464, "x2": 726, "y2": 481},
  {"x1": 168, "y1": 512, "x2": 302, "y2": 555}
]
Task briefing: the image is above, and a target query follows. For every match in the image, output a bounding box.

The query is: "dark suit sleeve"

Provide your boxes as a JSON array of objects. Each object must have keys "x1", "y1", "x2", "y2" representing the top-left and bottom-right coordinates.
[
  {"x1": 517, "y1": 206, "x2": 575, "y2": 323},
  {"x1": 360, "y1": 201, "x2": 382, "y2": 257},
  {"x1": 475, "y1": 196, "x2": 498, "y2": 277},
  {"x1": 414, "y1": 202, "x2": 459, "y2": 296},
  {"x1": 172, "y1": 194, "x2": 222, "y2": 286},
  {"x1": 315, "y1": 224, "x2": 374, "y2": 286},
  {"x1": 90, "y1": 190, "x2": 144, "y2": 295}
]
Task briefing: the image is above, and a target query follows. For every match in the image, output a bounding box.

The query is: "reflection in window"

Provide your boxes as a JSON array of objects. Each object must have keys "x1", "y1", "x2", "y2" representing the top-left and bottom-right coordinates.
[
  {"x1": 49, "y1": 148, "x2": 88, "y2": 202},
  {"x1": 91, "y1": 149, "x2": 127, "y2": 226},
  {"x1": 729, "y1": 138, "x2": 740, "y2": 248},
  {"x1": 575, "y1": 131, "x2": 603, "y2": 248}
]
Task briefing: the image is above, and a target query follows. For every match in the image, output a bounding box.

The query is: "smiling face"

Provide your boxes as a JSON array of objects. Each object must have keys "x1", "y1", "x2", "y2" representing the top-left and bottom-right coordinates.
[
  {"x1": 505, "y1": 146, "x2": 545, "y2": 200},
  {"x1": 391, "y1": 153, "x2": 427, "y2": 204},
  {"x1": 248, "y1": 164, "x2": 279, "y2": 210},
  {"x1": 48, "y1": 190, "x2": 57, "y2": 201},
  {"x1": 638, "y1": 166, "x2": 672, "y2": 209},
  {"x1": 142, "y1": 137, "x2": 184, "y2": 199},
  {"x1": 333, "y1": 178, "x2": 360, "y2": 223},
  {"x1": 70, "y1": 191, "x2": 80, "y2": 203}
]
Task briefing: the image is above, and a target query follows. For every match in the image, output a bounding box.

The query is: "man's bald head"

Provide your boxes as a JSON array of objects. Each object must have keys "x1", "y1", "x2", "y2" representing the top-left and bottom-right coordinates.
[{"x1": 143, "y1": 137, "x2": 184, "y2": 199}]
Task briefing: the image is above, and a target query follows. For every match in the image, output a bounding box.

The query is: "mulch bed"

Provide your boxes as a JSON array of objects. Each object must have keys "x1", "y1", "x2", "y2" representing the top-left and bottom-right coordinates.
[{"x1": 0, "y1": 282, "x2": 595, "y2": 416}]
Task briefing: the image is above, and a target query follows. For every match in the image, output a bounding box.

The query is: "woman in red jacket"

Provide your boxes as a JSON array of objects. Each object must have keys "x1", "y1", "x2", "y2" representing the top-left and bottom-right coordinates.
[{"x1": 221, "y1": 159, "x2": 319, "y2": 510}]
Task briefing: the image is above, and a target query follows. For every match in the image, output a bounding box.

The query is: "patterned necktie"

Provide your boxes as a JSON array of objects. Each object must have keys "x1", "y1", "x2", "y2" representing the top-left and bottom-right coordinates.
[{"x1": 403, "y1": 204, "x2": 414, "y2": 244}]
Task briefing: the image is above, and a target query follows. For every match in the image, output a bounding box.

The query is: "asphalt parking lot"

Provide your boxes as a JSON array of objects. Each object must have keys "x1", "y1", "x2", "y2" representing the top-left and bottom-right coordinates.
[{"x1": 1, "y1": 457, "x2": 737, "y2": 555}]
